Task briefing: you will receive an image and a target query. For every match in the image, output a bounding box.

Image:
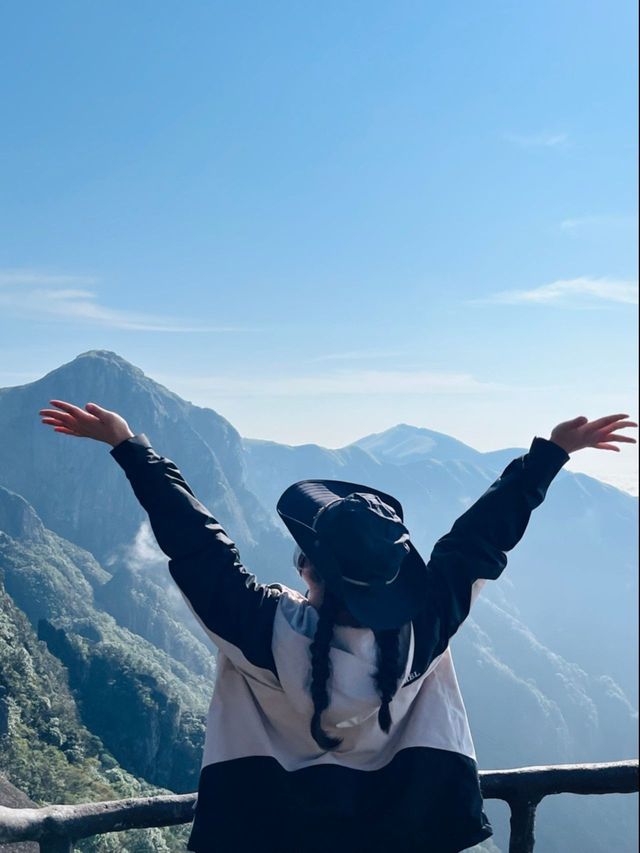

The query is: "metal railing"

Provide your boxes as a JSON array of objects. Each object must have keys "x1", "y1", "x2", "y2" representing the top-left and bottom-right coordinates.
[{"x1": 0, "y1": 760, "x2": 637, "y2": 852}]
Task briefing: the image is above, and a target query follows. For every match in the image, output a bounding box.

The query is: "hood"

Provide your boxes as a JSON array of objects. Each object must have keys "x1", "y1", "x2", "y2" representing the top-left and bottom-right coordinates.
[{"x1": 272, "y1": 587, "x2": 414, "y2": 730}]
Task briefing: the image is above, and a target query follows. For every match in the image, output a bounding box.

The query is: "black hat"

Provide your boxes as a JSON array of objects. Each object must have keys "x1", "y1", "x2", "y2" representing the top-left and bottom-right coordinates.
[{"x1": 276, "y1": 479, "x2": 428, "y2": 630}]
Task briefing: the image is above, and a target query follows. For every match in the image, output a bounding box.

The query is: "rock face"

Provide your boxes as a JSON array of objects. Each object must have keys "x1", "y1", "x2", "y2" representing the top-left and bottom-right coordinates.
[
  {"x1": 94, "y1": 564, "x2": 216, "y2": 678},
  {"x1": 0, "y1": 773, "x2": 38, "y2": 852},
  {"x1": 37, "y1": 619, "x2": 204, "y2": 793},
  {"x1": 0, "y1": 488, "x2": 46, "y2": 545}
]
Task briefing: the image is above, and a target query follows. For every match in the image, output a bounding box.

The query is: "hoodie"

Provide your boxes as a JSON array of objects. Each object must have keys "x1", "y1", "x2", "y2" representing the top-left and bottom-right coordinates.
[{"x1": 110, "y1": 433, "x2": 570, "y2": 853}]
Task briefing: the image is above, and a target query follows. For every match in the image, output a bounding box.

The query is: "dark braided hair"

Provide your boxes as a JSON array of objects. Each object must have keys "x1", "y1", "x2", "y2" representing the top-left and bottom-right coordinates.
[
  {"x1": 308, "y1": 586, "x2": 404, "y2": 749},
  {"x1": 372, "y1": 628, "x2": 402, "y2": 733},
  {"x1": 309, "y1": 588, "x2": 343, "y2": 750}
]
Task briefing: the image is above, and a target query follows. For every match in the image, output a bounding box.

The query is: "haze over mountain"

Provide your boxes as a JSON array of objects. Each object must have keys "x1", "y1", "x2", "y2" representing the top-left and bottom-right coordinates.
[{"x1": 0, "y1": 350, "x2": 637, "y2": 853}]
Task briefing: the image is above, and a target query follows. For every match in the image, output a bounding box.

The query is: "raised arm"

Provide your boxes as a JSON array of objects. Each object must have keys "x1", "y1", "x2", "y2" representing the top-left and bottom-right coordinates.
[
  {"x1": 38, "y1": 400, "x2": 282, "y2": 675},
  {"x1": 425, "y1": 435, "x2": 569, "y2": 631},
  {"x1": 107, "y1": 433, "x2": 282, "y2": 674},
  {"x1": 109, "y1": 432, "x2": 240, "y2": 561},
  {"x1": 409, "y1": 414, "x2": 637, "y2": 676}
]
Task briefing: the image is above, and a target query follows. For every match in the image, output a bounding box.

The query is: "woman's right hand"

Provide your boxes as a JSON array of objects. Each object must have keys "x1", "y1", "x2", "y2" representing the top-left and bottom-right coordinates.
[
  {"x1": 549, "y1": 413, "x2": 637, "y2": 455},
  {"x1": 39, "y1": 400, "x2": 135, "y2": 447}
]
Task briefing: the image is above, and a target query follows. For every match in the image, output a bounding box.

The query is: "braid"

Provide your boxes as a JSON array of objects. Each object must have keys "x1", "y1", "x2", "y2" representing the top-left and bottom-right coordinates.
[
  {"x1": 372, "y1": 628, "x2": 402, "y2": 734},
  {"x1": 308, "y1": 583, "x2": 403, "y2": 743},
  {"x1": 309, "y1": 589, "x2": 343, "y2": 750}
]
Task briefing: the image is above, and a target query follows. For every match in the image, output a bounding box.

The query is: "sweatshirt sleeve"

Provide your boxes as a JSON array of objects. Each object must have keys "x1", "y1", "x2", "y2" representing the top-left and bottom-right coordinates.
[
  {"x1": 110, "y1": 434, "x2": 281, "y2": 675},
  {"x1": 410, "y1": 436, "x2": 570, "y2": 675}
]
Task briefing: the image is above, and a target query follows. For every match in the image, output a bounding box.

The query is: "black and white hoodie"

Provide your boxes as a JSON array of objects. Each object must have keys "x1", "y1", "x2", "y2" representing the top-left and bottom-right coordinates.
[{"x1": 110, "y1": 433, "x2": 570, "y2": 853}]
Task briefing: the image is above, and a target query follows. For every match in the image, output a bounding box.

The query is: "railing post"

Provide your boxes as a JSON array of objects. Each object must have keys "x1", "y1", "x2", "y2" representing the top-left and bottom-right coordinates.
[
  {"x1": 508, "y1": 797, "x2": 540, "y2": 853},
  {"x1": 39, "y1": 837, "x2": 74, "y2": 852}
]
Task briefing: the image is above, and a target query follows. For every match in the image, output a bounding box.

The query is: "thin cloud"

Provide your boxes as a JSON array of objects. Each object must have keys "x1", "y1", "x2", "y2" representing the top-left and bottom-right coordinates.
[
  {"x1": 121, "y1": 520, "x2": 166, "y2": 571},
  {"x1": 0, "y1": 269, "x2": 98, "y2": 287},
  {"x1": 41, "y1": 288, "x2": 96, "y2": 300},
  {"x1": 473, "y1": 277, "x2": 638, "y2": 307},
  {"x1": 156, "y1": 369, "x2": 558, "y2": 398},
  {"x1": 505, "y1": 131, "x2": 569, "y2": 149},
  {"x1": 560, "y1": 215, "x2": 637, "y2": 235},
  {"x1": 0, "y1": 267, "x2": 244, "y2": 332},
  {"x1": 308, "y1": 348, "x2": 405, "y2": 363}
]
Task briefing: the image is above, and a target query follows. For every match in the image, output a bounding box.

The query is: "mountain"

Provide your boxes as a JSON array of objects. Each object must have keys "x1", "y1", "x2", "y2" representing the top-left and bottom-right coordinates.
[
  {"x1": 0, "y1": 575, "x2": 190, "y2": 852},
  {"x1": 0, "y1": 484, "x2": 209, "y2": 793},
  {"x1": 352, "y1": 423, "x2": 484, "y2": 465},
  {"x1": 0, "y1": 349, "x2": 292, "y2": 582},
  {"x1": 0, "y1": 353, "x2": 637, "y2": 853},
  {"x1": 0, "y1": 348, "x2": 298, "y2": 702}
]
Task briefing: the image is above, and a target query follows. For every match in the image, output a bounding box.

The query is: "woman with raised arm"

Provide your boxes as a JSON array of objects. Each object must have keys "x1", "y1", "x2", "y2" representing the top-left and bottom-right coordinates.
[{"x1": 39, "y1": 401, "x2": 637, "y2": 853}]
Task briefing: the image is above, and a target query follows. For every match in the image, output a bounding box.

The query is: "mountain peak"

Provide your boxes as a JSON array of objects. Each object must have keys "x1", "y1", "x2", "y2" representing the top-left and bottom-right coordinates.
[
  {"x1": 75, "y1": 349, "x2": 133, "y2": 363},
  {"x1": 64, "y1": 349, "x2": 146, "y2": 376},
  {"x1": 26, "y1": 350, "x2": 153, "y2": 393},
  {"x1": 350, "y1": 423, "x2": 480, "y2": 465}
]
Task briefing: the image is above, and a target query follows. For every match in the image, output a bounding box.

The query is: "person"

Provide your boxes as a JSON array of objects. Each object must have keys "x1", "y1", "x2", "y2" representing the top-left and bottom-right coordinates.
[{"x1": 38, "y1": 401, "x2": 637, "y2": 853}]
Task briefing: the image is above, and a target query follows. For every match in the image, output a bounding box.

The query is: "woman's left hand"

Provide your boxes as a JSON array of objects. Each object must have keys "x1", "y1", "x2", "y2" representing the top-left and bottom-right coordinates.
[{"x1": 39, "y1": 400, "x2": 134, "y2": 447}]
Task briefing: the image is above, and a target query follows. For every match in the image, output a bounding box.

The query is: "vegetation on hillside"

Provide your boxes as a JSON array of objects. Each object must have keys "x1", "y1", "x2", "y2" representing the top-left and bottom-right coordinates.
[{"x1": 0, "y1": 581, "x2": 192, "y2": 851}]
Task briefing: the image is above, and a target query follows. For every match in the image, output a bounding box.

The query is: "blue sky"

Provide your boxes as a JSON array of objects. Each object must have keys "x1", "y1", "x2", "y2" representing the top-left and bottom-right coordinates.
[{"x1": 0, "y1": 1, "x2": 637, "y2": 493}]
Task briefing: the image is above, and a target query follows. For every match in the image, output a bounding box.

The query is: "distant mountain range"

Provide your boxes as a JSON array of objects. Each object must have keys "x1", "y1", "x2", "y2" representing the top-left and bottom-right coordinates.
[{"x1": 0, "y1": 350, "x2": 637, "y2": 853}]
